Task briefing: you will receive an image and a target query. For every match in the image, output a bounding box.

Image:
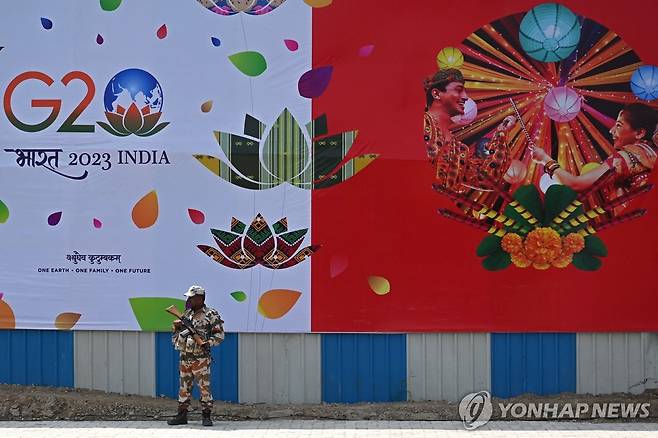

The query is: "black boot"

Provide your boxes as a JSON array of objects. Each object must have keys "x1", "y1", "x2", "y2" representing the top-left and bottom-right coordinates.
[
  {"x1": 167, "y1": 409, "x2": 188, "y2": 425},
  {"x1": 202, "y1": 409, "x2": 213, "y2": 427}
]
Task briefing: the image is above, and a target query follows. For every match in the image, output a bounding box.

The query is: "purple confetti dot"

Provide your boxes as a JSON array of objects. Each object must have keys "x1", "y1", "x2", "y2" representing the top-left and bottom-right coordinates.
[
  {"x1": 41, "y1": 17, "x2": 53, "y2": 30},
  {"x1": 96, "y1": 34, "x2": 104, "y2": 44},
  {"x1": 211, "y1": 37, "x2": 221, "y2": 47},
  {"x1": 298, "y1": 66, "x2": 333, "y2": 98},
  {"x1": 93, "y1": 218, "x2": 102, "y2": 229},
  {"x1": 48, "y1": 211, "x2": 62, "y2": 226}
]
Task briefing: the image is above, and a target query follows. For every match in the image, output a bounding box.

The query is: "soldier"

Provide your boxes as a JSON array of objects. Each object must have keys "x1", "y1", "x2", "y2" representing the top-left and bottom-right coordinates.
[{"x1": 167, "y1": 285, "x2": 225, "y2": 427}]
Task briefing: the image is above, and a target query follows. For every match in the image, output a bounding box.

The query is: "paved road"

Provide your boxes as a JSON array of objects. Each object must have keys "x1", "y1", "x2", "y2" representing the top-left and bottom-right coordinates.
[{"x1": 1, "y1": 421, "x2": 657, "y2": 437}]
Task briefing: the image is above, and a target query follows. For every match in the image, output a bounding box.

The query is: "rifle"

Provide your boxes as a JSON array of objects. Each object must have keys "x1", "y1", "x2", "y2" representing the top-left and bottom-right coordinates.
[{"x1": 165, "y1": 305, "x2": 206, "y2": 347}]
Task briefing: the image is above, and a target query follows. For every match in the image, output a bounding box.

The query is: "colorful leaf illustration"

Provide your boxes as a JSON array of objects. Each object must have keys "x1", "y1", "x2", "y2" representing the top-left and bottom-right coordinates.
[
  {"x1": 298, "y1": 66, "x2": 333, "y2": 98},
  {"x1": 257, "y1": 289, "x2": 301, "y2": 319},
  {"x1": 368, "y1": 276, "x2": 390, "y2": 295},
  {"x1": 156, "y1": 24, "x2": 167, "y2": 39},
  {"x1": 48, "y1": 211, "x2": 62, "y2": 226},
  {"x1": 100, "y1": 0, "x2": 122, "y2": 11},
  {"x1": 129, "y1": 297, "x2": 186, "y2": 331},
  {"x1": 304, "y1": 0, "x2": 332, "y2": 7},
  {"x1": 201, "y1": 100, "x2": 213, "y2": 113},
  {"x1": 228, "y1": 51, "x2": 267, "y2": 77},
  {"x1": 55, "y1": 312, "x2": 81, "y2": 330},
  {"x1": 0, "y1": 199, "x2": 9, "y2": 223},
  {"x1": 284, "y1": 39, "x2": 299, "y2": 51},
  {"x1": 188, "y1": 208, "x2": 205, "y2": 224},
  {"x1": 0, "y1": 293, "x2": 16, "y2": 329},
  {"x1": 230, "y1": 291, "x2": 247, "y2": 302},
  {"x1": 132, "y1": 190, "x2": 158, "y2": 229}
]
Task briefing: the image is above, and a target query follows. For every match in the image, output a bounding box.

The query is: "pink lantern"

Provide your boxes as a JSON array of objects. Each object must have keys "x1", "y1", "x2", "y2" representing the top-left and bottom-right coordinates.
[
  {"x1": 544, "y1": 86, "x2": 582, "y2": 123},
  {"x1": 451, "y1": 98, "x2": 477, "y2": 125},
  {"x1": 503, "y1": 159, "x2": 527, "y2": 184}
]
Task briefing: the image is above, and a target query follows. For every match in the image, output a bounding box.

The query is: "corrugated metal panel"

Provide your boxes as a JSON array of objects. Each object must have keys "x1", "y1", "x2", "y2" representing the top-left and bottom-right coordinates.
[
  {"x1": 491, "y1": 333, "x2": 576, "y2": 398},
  {"x1": 321, "y1": 334, "x2": 406, "y2": 403},
  {"x1": 0, "y1": 329, "x2": 73, "y2": 387},
  {"x1": 74, "y1": 331, "x2": 155, "y2": 396},
  {"x1": 155, "y1": 332, "x2": 238, "y2": 402},
  {"x1": 239, "y1": 333, "x2": 321, "y2": 404},
  {"x1": 407, "y1": 333, "x2": 490, "y2": 402},
  {"x1": 577, "y1": 332, "x2": 658, "y2": 395}
]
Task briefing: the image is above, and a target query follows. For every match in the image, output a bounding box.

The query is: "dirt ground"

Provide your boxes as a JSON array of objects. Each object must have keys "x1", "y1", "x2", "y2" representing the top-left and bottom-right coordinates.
[{"x1": 0, "y1": 384, "x2": 657, "y2": 422}]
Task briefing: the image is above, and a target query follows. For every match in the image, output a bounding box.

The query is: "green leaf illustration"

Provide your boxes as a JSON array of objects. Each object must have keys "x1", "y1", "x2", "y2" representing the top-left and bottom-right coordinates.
[
  {"x1": 481, "y1": 250, "x2": 512, "y2": 271},
  {"x1": 228, "y1": 51, "x2": 267, "y2": 77},
  {"x1": 572, "y1": 252, "x2": 602, "y2": 271},
  {"x1": 544, "y1": 185, "x2": 580, "y2": 225},
  {"x1": 583, "y1": 235, "x2": 608, "y2": 257},
  {"x1": 476, "y1": 235, "x2": 502, "y2": 257},
  {"x1": 129, "y1": 297, "x2": 186, "y2": 331},
  {"x1": 504, "y1": 184, "x2": 544, "y2": 229}
]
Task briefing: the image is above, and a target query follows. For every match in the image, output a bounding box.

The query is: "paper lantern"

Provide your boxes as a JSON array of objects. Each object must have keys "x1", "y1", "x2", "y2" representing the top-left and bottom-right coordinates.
[
  {"x1": 436, "y1": 47, "x2": 464, "y2": 69},
  {"x1": 630, "y1": 65, "x2": 658, "y2": 101},
  {"x1": 580, "y1": 162, "x2": 600, "y2": 175},
  {"x1": 544, "y1": 86, "x2": 581, "y2": 122},
  {"x1": 451, "y1": 98, "x2": 477, "y2": 125},
  {"x1": 519, "y1": 3, "x2": 580, "y2": 62},
  {"x1": 503, "y1": 159, "x2": 528, "y2": 184}
]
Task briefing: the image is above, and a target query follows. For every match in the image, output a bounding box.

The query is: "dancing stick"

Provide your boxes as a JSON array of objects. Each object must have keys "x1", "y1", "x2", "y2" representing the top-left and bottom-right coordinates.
[
  {"x1": 557, "y1": 184, "x2": 653, "y2": 233},
  {"x1": 577, "y1": 208, "x2": 647, "y2": 237},
  {"x1": 433, "y1": 184, "x2": 530, "y2": 234},
  {"x1": 438, "y1": 209, "x2": 507, "y2": 237}
]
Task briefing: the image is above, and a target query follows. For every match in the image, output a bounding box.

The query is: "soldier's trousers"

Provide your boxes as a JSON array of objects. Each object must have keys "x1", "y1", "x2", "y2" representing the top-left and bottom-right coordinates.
[{"x1": 177, "y1": 355, "x2": 212, "y2": 411}]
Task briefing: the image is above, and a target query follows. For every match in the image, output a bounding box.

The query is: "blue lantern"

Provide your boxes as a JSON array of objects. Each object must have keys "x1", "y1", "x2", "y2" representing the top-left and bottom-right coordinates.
[
  {"x1": 630, "y1": 65, "x2": 658, "y2": 101},
  {"x1": 519, "y1": 3, "x2": 581, "y2": 62}
]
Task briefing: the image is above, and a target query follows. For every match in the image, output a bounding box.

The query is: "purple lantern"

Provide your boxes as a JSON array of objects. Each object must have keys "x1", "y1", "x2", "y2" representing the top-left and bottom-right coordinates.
[{"x1": 544, "y1": 86, "x2": 581, "y2": 122}]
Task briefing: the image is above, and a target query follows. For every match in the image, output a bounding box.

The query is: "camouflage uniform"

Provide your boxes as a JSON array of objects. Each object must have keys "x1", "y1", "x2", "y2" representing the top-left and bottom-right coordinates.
[{"x1": 171, "y1": 306, "x2": 224, "y2": 412}]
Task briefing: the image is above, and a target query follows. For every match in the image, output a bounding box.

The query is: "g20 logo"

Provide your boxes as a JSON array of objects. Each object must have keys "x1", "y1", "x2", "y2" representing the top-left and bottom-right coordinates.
[{"x1": 3, "y1": 68, "x2": 168, "y2": 137}]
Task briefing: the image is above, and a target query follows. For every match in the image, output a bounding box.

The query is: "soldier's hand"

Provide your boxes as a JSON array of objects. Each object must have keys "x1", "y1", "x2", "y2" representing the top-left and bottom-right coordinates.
[
  {"x1": 172, "y1": 319, "x2": 182, "y2": 330},
  {"x1": 200, "y1": 341, "x2": 210, "y2": 350}
]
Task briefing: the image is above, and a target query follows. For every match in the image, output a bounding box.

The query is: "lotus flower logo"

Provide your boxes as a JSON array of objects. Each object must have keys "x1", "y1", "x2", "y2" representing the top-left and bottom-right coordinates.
[
  {"x1": 194, "y1": 109, "x2": 378, "y2": 190},
  {"x1": 198, "y1": 214, "x2": 319, "y2": 269},
  {"x1": 97, "y1": 69, "x2": 169, "y2": 137}
]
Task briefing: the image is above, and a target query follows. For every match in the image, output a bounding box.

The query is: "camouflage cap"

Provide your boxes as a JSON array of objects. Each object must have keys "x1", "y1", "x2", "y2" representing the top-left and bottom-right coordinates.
[{"x1": 184, "y1": 285, "x2": 205, "y2": 297}]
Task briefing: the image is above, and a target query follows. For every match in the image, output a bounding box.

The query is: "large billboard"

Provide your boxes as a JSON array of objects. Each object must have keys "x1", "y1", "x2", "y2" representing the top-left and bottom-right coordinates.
[{"x1": 1, "y1": 0, "x2": 657, "y2": 332}]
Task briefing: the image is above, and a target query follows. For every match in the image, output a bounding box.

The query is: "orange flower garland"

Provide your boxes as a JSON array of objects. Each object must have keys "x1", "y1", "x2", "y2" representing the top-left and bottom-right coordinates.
[{"x1": 501, "y1": 228, "x2": 586, "y2": 270}]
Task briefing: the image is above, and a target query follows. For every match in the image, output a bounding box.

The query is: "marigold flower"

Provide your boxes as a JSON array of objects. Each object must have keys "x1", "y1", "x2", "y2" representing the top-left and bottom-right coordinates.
[
  {"x1": 501, "y1": 233, "x2": 524, "y2": 254},
  {"x1": 533, "y1": 262, "x2": 551, "y2": 270},
  {"x1": 562, "y1": 233, "x2": 585, "y2": 254},
  {"x1": 552, "y1": 252, "x2": 573, "y2": 268},
  {"x1": 524, "y1": 227, "x2": 562, "y2": 265},
  {"x1": 511, "y1": 252, "x2": 531, "y2": 268}
]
